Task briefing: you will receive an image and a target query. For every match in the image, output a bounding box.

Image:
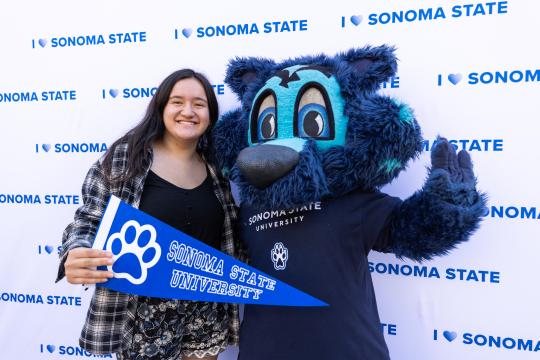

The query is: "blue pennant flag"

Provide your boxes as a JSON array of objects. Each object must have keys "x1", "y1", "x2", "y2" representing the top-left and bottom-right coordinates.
[{"x1": 92, "y1": 195, "x2": 327, "y2": 307}]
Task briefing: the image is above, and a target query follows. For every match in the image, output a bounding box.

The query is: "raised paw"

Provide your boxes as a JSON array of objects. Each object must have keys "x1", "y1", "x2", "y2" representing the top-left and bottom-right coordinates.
[
  {"x1": 106, "y1": 220, "x2": 161, "y2": 285},
  {"x1": 431, "y1": 137, "x2": 475, "y2": 185}
]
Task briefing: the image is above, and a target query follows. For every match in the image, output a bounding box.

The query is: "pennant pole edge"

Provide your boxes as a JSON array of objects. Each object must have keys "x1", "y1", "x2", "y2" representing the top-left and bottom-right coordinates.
[{"x1": 93, "y1": 195, "x2": 121, "y2": 250}]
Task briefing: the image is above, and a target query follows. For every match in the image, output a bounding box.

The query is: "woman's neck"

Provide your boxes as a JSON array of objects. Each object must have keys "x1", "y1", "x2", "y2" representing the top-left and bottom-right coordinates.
[
  {"x1": 157, "y1": 135, "x2": 200, "y2": 162},
  {"x1": 151, "y1": 136, "x2": 207, "y2": 189}
]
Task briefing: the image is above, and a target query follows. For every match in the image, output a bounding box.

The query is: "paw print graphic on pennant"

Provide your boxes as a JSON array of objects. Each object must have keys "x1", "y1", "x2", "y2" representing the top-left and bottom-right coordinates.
[{"x1": 106, "y1": 220, "x2": 161, "y2": 285}]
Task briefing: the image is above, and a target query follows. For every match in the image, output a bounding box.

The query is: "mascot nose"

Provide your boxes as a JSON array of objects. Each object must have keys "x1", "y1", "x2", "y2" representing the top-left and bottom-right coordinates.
[{"x1": 236, "y1": 145, "x2": 299, "y2": 188}]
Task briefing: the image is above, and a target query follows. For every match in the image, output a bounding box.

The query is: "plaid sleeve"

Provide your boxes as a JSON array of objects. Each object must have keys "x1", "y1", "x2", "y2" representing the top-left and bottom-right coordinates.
[
  {"x1": 220, "y1": 177, "x2": 249, "y2": 264},
  {"x1": 207, "y1": 162, "x2": 248, "y2": 264},
  {"x1": 206, "y1": 162, "x2": 247, "y2": 346},
  {"x1": 56, "y1": 160, "x2": 111, "y2": 282},
  {"x1": 78, "y1": 286, "x2": 131, "y2": 354}
]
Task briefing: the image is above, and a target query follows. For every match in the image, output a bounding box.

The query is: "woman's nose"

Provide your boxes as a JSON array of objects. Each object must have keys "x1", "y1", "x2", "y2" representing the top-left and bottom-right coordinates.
[{"x1": 181, "y1": 103, "x2": 194, "y2": 116}]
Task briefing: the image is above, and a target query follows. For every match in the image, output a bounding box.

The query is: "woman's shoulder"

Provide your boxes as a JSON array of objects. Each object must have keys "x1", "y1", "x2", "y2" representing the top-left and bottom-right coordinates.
[
  {"x1": 97, "y1": 140, "x2": 129, "y2": 164},
  {"x1": 94, "y1": 139, "x2": 132, "y2": 182},
  {"x1": 108, "y1": 140, "x2": 130, "y2": 160}
]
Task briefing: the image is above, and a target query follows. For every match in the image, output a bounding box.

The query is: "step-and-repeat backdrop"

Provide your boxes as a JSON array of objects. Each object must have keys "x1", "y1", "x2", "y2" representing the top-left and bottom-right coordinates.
[{"x1": 1, "y1": 1, "x2": 538, "y2": 359}]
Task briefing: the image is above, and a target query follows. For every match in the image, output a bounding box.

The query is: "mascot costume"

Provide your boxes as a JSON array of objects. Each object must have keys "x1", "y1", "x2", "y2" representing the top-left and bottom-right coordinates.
[{"x1": 212, "y1": 45, "x2": 486, "y2": 359}]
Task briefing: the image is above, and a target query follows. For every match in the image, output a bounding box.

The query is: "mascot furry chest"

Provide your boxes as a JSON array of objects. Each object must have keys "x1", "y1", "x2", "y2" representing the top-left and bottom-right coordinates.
[{"x1": 213, "y1": 45, "x2": 485, "y2": 359}]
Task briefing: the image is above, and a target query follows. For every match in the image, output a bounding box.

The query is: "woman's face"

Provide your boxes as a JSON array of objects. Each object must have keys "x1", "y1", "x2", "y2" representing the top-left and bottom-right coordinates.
[{"x1": 162, "y1": 78, "x2": 210, "y2": 145}]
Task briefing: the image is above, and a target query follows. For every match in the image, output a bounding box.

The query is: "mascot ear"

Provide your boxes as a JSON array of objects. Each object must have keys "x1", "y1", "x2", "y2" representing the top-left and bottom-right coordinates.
[
  {"x1": 338, "y1": 45, "x2": 398, "y2": 93},
  {"x1": 225, "y1": 57, "x2": 276, "y2": 99}
]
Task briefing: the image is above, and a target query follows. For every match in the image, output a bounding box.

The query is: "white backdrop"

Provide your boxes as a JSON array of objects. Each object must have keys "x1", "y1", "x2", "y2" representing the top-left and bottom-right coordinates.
[{"x1": 0, "y1": 0, "x2": 538, "y2": 359}]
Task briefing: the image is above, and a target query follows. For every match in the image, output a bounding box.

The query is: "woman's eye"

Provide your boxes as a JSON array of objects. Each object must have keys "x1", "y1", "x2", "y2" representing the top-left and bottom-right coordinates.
[
  {"x1": 298, "y1": 103, "x2": 329, "y2": 138},
  {"x1": 257, "y1": 107, "x2": 276, "y2": 141}
]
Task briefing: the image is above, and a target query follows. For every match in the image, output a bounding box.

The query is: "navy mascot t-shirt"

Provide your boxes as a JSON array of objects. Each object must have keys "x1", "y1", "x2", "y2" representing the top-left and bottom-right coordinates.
[{"x1": 238, "y1": 189, "x2": 401, "y2": 360}]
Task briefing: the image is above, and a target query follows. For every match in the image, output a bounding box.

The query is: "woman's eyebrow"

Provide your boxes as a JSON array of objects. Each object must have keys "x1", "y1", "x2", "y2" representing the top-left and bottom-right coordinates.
[{"x1": 169, "y1": 95, "x2": 207, "y2": 102}]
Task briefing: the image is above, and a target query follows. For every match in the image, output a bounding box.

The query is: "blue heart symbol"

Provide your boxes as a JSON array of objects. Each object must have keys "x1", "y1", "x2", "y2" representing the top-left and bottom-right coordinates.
[
  {"x1": 45, "y1": 245, "x2": 54, "y2": 254},
  {"x1": 46, "y1": 345, "x2": 56, "y2": 353},
  {"x1": 448, "y1": 73, "x2": 462, "y2": 85},
  {"x1": 350, "y1": 15, "x2": 363, "y2": 26},
  {"x1": 182, "y1": 28, "x2": 193, "y2": 38},
  {"x1": 42, "y1": 144, "x2": 51, "y2": 152},
  {"x1": 443, "y1": 331, "x2": 457, "y2": 342},
  {"x1": 38, "y1": 39, "x2": 47, "y2": 47},
  {"x1": 109, "y1": 89, "x2": 119, "y2": 98}
]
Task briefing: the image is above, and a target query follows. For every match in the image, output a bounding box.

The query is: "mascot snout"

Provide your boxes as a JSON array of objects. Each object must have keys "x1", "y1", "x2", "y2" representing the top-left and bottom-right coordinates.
[{"x1": 236, "y1": 145, "x2": 299, "y2": 188}]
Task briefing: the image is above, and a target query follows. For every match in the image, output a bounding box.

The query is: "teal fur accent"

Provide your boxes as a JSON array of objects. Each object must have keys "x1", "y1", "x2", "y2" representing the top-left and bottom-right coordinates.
[
  {"x1": 396, "y1": 101, "x2": 414, "y2": 125},
  {"x1": 221, "y1": 166, "x2": 230, "y2": 178},
  {"x1": 379, "y1": 158, "x2": 401, "y2": 174}
]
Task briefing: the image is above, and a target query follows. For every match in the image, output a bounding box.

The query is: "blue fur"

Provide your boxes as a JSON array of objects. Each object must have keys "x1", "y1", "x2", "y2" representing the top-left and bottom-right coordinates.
[
  {"x1": 339, "y1": 46, "x2": 398, "y2": 94},
  {"x1": 322, "y1": 95, "x2": 423, "y2": 197},
  {"x1": 211, "y1": 109, "x2": 248, "y2": 172},
  {"x1": 225, "y1": 57, "x2": 276, "y2": 104}
]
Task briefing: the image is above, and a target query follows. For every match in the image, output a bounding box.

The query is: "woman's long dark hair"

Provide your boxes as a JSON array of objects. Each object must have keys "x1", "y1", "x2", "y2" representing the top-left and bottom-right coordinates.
[{"x1": 102, "y1": 69, "x2": 219, "y2": 182}]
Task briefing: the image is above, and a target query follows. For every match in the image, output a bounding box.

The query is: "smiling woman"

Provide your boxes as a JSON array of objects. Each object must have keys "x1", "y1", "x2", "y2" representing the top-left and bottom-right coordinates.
[{"x1": 57, "y1": 69, "x2": 244, "y2": 360}]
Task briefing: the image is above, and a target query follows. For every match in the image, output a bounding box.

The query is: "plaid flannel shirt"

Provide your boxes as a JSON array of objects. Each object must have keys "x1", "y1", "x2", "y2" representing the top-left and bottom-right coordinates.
[{"x1": 56, "y1": 142, "x2": 245, "y2": 355}]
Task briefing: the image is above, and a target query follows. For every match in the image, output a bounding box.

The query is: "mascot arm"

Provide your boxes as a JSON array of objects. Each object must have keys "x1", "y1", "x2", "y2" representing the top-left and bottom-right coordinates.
[{"x1": 379, "y1": 138, "x2": 487, "y2": 261}]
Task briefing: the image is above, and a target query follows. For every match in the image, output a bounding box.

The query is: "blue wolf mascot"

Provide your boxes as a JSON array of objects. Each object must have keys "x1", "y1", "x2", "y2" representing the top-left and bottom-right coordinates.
[{"x1": 212, "y1": 45, "x2": 486, "y2": 359}]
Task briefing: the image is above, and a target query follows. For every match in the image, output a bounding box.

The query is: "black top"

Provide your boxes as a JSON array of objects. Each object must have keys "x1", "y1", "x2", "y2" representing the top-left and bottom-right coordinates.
[
  {"x1": 238, "y1": 189, "x2": 401, "y2": 360},
  {"x1": 138, "y1": 169, "x2": 224, "y2": 250}
]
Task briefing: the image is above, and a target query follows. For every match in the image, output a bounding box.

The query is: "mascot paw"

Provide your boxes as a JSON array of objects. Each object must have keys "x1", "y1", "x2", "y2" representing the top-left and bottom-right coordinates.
[{"x1": 431, "y1": 137, "x2": 475, "y2": 186}]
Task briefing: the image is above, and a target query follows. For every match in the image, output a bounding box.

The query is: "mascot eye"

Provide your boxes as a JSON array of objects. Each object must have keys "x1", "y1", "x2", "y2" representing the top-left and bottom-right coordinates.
[
  {"x1": 257, "y1": 107, "x2": 277, "y2": 140},
  {"x1": 298, "y1": 104, "x2": 329, "y2": 138},
  {"x1": 251, "y1": 92, "x2": 277, "y2": 143},
  {"x1": 295, "y1": 87, "x2": 333, "y2": 139}
]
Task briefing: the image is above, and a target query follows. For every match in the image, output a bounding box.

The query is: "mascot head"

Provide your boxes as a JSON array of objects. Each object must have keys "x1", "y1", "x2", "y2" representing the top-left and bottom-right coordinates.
[{"x1": 213, "y1": 45, "x2": 423, "y2": 210}]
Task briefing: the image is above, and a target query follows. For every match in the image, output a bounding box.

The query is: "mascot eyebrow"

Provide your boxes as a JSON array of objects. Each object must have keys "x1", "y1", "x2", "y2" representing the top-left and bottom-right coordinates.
[{"x1": 274, "y1": 65, "x2": 332, "y2": 88}]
